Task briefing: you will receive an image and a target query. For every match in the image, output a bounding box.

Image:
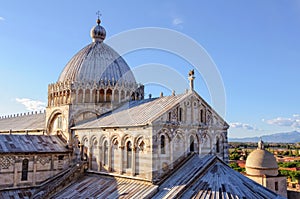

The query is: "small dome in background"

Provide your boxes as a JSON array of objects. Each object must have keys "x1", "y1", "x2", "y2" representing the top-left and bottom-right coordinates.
[{"x1": 245, "y1": 140, "x2": 278, "y2": 176}]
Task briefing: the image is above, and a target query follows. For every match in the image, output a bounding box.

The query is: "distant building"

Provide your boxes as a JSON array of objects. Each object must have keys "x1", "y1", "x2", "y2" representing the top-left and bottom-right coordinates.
[
  {"x1": 245, "y1": 139, "x2": 287, "y2": 197},
  {"x1": 0, "y1": 17, "x2": 286, "y2": 198}
]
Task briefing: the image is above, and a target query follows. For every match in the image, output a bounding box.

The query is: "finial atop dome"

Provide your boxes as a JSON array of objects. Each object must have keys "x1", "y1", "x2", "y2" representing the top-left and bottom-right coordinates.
[
  {"x1": 90, "y1": 11, "x2": 106, "y2": 42},
  {"x1": 96, "y1": 11, "x2": 101, "y2": 25},
  {"x1": 258, "y1": 138, "x2": 264, "y2": 150},
  {"x1": 97, "y1": 18, "x2": 101, "y2": 25}
]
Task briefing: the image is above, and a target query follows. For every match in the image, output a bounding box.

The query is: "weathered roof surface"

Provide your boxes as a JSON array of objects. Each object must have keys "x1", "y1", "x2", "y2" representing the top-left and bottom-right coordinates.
[
  {"x1": 153, "y1": 155, "x2": 285, "y2": 199},
  {"x1": 52, "y1": 174, "x2": 157, "y2": 199},
  {"x1": 0, "y1": 188, "x2": 34, "y2": 199},
  {"x1": 0, "y1": 113, "x2": 45, "y2": 132},
  {"x1": 73, "y1": 93, "x2": 189, "y2": 129},
  {"x1": 153, "y1": 155, "x2": 215, "y2": 199},
  {"x1": 0, "y1": 135, "x2": 69, "y2": 153}
]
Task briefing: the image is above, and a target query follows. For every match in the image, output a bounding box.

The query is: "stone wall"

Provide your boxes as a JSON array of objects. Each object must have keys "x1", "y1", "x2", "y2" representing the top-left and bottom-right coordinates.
[{"x1": 0, "y1": 153, "x2": 71, "y2": 189}]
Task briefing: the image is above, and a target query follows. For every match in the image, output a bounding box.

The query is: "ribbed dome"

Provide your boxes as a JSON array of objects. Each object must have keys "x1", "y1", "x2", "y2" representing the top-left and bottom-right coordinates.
[
  {"x1": 246, "y1": 149, "x2": 278, "y2": 176},
  {"x1": 58, "y1": 42, "x2": 136, "y2": 84}
]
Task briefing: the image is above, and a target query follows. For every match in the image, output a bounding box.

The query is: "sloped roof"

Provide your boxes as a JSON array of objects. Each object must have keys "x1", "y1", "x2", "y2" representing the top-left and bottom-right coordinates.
[
  {"x1": 52, "y1": 174, "x2": 157, "y2": 198},
  {"x1": 73, "y1": 93, "x2": 190, "y2": 129},
  {"x1": 0, "y1": 135, "x2": 69, "y2": 153},
  {"x1": 0, "y1": 113, "x2": 45, "y2": 132},
  {"x1": 50, "y1": 155, "x2": 285, "y2": 198},
  {"x1": 153, "y1": 155, "x2": 285, "y2": 199},
  {"x1": 0, "y1": 189, "x2": 34, "y2": 199}
]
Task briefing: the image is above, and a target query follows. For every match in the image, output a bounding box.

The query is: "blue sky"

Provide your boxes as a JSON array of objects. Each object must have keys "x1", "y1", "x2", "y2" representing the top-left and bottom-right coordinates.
[{"x1": 0, "y1": 0, "x2": 299, "y2": 138}]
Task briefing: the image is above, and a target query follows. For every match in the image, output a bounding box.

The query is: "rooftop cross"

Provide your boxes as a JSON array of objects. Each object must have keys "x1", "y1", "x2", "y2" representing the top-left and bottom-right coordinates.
[
  {"x1": 96, "y1": 11, "x2": 102, "y2": 19},
  {"x1": 96, "y1": 11, "x2": 102, "y2": 25}
]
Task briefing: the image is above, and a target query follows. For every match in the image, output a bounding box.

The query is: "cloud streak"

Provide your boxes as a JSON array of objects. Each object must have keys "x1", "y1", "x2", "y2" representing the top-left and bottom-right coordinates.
[
  {"x1": 15, "y1": 98, "x2": 46, "y2": 111},
  {"x1": 172, "y1": 17, "x2": 183, "y2": 26},
  {"x1": 264, "y1": 114, "x2": 300, "y2": 129},
  {"x1": 230, "y1": 122, "x2": 258, "y2": 131},
  {"x1": 0, "y1": 17, "x2": 5, "y2": 21},
  {"x1": 172, "y1": 17, "x2": 184, "y2": 29}
]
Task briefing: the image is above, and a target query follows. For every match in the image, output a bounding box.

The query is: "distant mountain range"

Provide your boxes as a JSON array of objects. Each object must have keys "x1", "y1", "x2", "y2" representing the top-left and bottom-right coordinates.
[{"x1": 229, "y1": 131, "x2": 300, "y2": 143}]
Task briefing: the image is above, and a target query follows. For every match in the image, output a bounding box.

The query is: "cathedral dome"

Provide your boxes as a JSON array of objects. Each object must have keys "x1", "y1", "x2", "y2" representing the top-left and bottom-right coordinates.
[
  {"x1": 58, "y1": 19, "x2": 136, "y2": 85},
  {"x1": 245, "y1": 140, "x2": 278, "y2": 176}
]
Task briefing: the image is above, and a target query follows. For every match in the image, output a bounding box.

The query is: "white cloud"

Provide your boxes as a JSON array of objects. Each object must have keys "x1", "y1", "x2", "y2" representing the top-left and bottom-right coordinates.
[
  {"x1": 264, "y1": 114, "x2": 300, "y2": 129},
  {"x1": 0, "y1": 17, "x2": 5, "y2": 21},
  {"x1": 172, "y1": 17, "x2": 183, "y2": 26},
  {"x1": 230, "y1": 122, "x2": 257, "y2": 130},
  {"x1": 15, "y1": 98, "x2": 46, "y2": 111}
]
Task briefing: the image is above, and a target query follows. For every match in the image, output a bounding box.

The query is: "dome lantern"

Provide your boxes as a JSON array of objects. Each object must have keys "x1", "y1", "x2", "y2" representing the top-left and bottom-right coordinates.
[{"x1": 90, "y1": 16, "x2": 106, "y2": 42}]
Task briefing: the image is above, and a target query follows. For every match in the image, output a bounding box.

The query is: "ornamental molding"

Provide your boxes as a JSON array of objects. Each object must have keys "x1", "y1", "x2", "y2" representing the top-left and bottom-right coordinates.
[
  {"x1": 0, "y1": 156, "x2": 15, "y2": 169},
  {"x1": 37, "y1": 156, "x2": 51, "y2": 165}
]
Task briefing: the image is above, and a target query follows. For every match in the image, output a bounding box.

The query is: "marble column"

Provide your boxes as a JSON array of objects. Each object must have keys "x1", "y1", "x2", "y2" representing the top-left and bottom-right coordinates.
[
  {"x1": 119, "y1": 145, "x2": 124, "y2": 174},
  {"x1": 132, "y1": 147, "x2": 136, "y2": 176}
]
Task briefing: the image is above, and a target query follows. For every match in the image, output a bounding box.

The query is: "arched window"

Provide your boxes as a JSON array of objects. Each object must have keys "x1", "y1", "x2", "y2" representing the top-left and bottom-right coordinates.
[
  {"x1": 99, "y1": 89, "x2": 104, "y2": 102},
  {"x1": 168, "y1": 112, "x2": 172, "y2": 121},
  {"x1": 126, "y1": 141, "x2": 132, "y2": 168},
  {"x1": 104, "y1": 140, "x2": 108, "y2": 166},
  {"x1": 106, "y1": 89, "x2": 112, "y2": 102},
  {"x1": 178, "y1": 108, "x2": 182, "y2": 122},
  {"x1": 216, "y1": 138, "x2": 220, "y2": 153},
  {"x1": 92, "y1": 89, "x2": 97, "y2": 103},
  {"x1": 21, "y1": 159, "x2": 29, "y2": 181},
  {"x1": 85, "y1": 89, "x2": 90, "y2": 103},
  {"x1": 57, "y1": 115, "x2": 62, "y2": 129},
  {"x1": 200, "y1": 109, "x2": 204, "y2": 123},
  {"x1": 161, "y1": 135, "x2": 166, "y2": 154},
  {"x1": 120, "y1": 90, "x2": 125, "y2": 102},
  {"x1": 190, "y1": 136, "x2": 195, "y2": 152},
  {"x1": 114, "y1": 89, "x2": 119, "y2": 103},
  {"x1": 78, "y1": 89, "x2": 83, "y2": 103}
]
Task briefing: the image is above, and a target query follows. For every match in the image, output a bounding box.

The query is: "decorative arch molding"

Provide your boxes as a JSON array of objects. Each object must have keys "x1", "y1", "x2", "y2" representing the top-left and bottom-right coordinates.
[
  {"x1": 215, "y1": 131, "x2": 226, "y2": 154},
  {"x1": 121, "y1": 134, "x2": 133, "y2": 147},
  {"x1": 71, "y1": 109, "x2": 102, "y2": 120},
  {"x1": 81, "y1": 135, "x2": 89, "y2": 146},
  {"x1": 99, "y1": 134, "x2": 109, "y2": 146},
  {"x1": 46, "y1": 109, "x2": 64, "y2": 134},
  {"x1": 134, "y1": 135, "x2": 148, "y2": 152},
  {"x1": 200, "y1": 131, "x2": 212, "y2": 153},
  {"x1": 46, "y1": 109, "x2": 70, "y2": 143},
  {"x1": 110, "y1": 134, "x2": 121, "y2": 146},
  {"x1": 188, "y1": 130, "x2": 200, "y2": 153},
  {"x1": 90, "y1": 135, "x2": 98, "y2": 147},
  {"x1": 133, "y1": 135, "x2": 144, "y2": 147},
  {"x1": 215, "y1": 131, "x2": 226, "y2": 141},
  {"x1": 157, "y1": 128, "x2": 171, "y2": 140},
  {"x1": 188, "y1": 129, "x2": 200, "y2": 144},
  {"x1": 174, "y1": 129, "x2": 185, "y2": 141}
]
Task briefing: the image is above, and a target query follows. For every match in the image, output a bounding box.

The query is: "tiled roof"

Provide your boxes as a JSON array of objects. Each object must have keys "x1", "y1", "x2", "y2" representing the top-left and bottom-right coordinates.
[
  {"x1": 52, "y1": 174, "x2": 157, "y2": 199},
  {"x1": 0, "y1": 155, "x2": 285, "y2": 198},
  {"x1": 182, "y1": 161, "x2": 283, "y2": 199},
  {"x1": 73, "y1": 93, "x2": 190, "y2": 129},
  {"x1": 0, "y1": 189, "x2": 34, "y2": 199},
  {"x1": 153, "y1": 155, "x2": 285, "y2": 199},
  {"x1": 0, "y1": 113, "x2": 45, "y2": 132},
  {"x1": 0, "y1": 135, "x2": 69, "y2": 153},
  {"x1": 153, "y1": 155, "x2": 215, "y2": 199}
]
